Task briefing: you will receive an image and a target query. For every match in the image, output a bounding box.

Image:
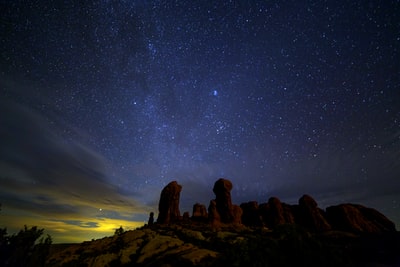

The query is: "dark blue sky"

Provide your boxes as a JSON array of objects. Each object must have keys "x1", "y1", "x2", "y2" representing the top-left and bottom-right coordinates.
[{"x1": 1, "y1": 1, "x2": 399, "y2": 242}]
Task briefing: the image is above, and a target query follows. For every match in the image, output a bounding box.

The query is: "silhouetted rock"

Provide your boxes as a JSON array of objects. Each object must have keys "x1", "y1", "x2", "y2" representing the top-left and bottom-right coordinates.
[
  {"x1": 268, "y1": 197, "x2": 287, "y2": 227},
  {"x1": 326, "y1": 204, "x2": 396, "y2": 233},
  {"x1": 192, "y1": 203, "x2": 208, "y2": 222},
  {"x1": 183, "y1": 211, "x2": 190, "y2": 222},
  {"x1": 260, "y1": 197, "x2": 295, "y2": 228},
  {"x1": 240, "y1": 201, "x2": 263, "y2": 227},
  {"x1": 297, "y1": 194, "x2": 331, "y2": 231},
  {"x1": 157, "y1": 181, "x2": 182, "y2": 224},
  {"x1": 148, "y1": 212, "x2": 154, "y2": 226},
  {"x1": 267, "y1": 197, "x2": 294, "y2": 227},
  {"x1": 212, "y1": 178, "x2": 234, "y2": 223}
]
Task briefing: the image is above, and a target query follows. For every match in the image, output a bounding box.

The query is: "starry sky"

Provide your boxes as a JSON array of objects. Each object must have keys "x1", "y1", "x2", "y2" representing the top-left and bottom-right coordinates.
[{"x1": 1, "y1": 1, "x2": 399, "y2": 243}]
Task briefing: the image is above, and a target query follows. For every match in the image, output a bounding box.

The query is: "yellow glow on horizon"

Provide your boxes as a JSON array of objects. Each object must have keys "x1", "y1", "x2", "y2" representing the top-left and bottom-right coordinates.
[{"x1": 1, "y1": 211, "x2": 147, "y2": 243}]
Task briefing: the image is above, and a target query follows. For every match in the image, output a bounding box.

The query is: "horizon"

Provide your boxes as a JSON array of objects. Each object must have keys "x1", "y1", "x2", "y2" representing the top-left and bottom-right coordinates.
[
  {"x1": 2, "y1": 177, "x2": 399, "y2": 243},
  {"x1": 1, "y1": 1, "x2": 399, "y2": 243}
]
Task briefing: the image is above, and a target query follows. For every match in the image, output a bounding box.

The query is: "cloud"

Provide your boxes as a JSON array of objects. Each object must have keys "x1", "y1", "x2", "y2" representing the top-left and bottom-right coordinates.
[{"x1": 0, "y1": 99, "x2": 148, "y2": 242}]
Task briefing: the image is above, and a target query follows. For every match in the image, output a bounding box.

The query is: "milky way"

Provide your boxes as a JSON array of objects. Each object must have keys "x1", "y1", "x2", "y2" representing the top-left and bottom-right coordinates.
[{"x1": 1, "y1": 1, "x2": 399, "y2": 242}]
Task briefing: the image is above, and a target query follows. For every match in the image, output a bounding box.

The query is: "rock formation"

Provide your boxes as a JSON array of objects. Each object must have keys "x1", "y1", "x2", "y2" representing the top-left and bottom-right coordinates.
[
  {"x1": 44, "y1": 178, "x2": 399, "y2": 267},
  {"x1": 232, "y1": 205, "x2": 243, "y2": 224},
  {"x1": 212, "y1": 178, "x2": 234, "y2": 223},
  {"x1": 240, "y1": 201, "x2": 263, "y2": 227},
  {"x1": 263, "y1": 197, "x2": 296, "y2": 228},
  {"x1": 326, "y1": 204, "x2": 396, "y2": 233},
  {"x1": 157, "y1": 181, "x2": 182, "y2": 224},
  {"x1": 183, "y1": 211, "x2": 190, "y2": 222},
  {"x1": 208, "y1": 200, "x2": 221, "y2": 228},
  {"x1": 297, "y1": 194, "x2": 331, "y2": 231},
  {"x1": 148, "y1": 212, "x2": 154, "y2": 226},
  {"x1": 267, "y1": 197, "x2": 286, "y2": 227},
  {"x1": 192, "y1": 203, "x2": 208, "y2": 222},
  {"x1": 155, "y1": 179, "x2": 396, "y2": 235}
]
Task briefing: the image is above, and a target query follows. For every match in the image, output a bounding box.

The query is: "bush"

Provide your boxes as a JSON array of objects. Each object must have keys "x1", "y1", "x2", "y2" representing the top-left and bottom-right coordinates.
[{"x1": 0, "y1": 225, "x2": 52, "y2": 267}]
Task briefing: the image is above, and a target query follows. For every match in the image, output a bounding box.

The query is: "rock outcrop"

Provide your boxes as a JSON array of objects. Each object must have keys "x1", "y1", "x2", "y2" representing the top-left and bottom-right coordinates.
[
  {"x1": 297, "y1": 194, "x2": 331, "y2": 231},
  {"x1": 46, "y1": 227, "x2": 219, "y2": 267},
  {"x1": 183, "y1": 211, "x2": 190, "y2": 222},
  {"x1": 326, "y1": 204, "x2": 396, "y2": 233},
  {"x1": 232, "y1": 204, "x2": 243, "y2": 225},
  {"x1": 264, "y1": 197, "x2": 295, "y2": 228},
  {"x1": 192, "y1": 203, "x2": 208, "y2": 222},
  {"x1": 212, "y1": 178, "x2": 234, "y2": 223},
  {"x1": 148, "y1": 212, "x2": 154, "y2": 226},
  {"x1": 157, "y1": 181, "x2": 182, "y2": 224},
  {"x1": 155, "y1": 179, "x2": 396, "y2": 235},
  {"x1": 240, "y1": 201, "x2": 263, "y2": 227}
]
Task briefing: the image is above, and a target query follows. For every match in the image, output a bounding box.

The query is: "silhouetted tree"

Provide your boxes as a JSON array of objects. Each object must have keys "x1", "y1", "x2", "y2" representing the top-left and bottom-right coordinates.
[
  {"x1": 0, "y1": 225, "x2": 52, "y2": 267},
  {"x1": 114, "y1": 226, "x2": 124, "y2": 236}
]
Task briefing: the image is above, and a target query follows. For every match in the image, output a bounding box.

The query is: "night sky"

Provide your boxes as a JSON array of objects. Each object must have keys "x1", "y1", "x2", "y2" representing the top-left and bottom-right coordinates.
[{"x1": 1, "y1": 1, "x2": 399, "y2": 243}]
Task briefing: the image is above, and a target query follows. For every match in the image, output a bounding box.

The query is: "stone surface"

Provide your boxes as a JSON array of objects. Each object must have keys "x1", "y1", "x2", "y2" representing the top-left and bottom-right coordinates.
[
  {"x1": 137, "y1": 235, "x2": 184, "y2": 263},
  {"x1": 297, "y1": 194, "x2": 331, "y2": 231},
  {"x1": 326, "y1": 204, "x2": 396, "y2": 233},
  {"x1": 180, "y1": 248, "x2": 219, "y2": 265},
  {"x1": 157, "y1": 181, "x2": 182, "y2": 224},
  {"x1": 181, "y1": 229, "x2": 206, "y2": 241},
  {"x1": 212, "y1": 178, "x2": 234, "y2": 223}
]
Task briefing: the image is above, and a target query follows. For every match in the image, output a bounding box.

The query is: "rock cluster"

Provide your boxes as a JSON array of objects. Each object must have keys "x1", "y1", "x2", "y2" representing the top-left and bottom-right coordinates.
[{"x1": 155, "y1": 178, "x2": 396, "y2": 234}]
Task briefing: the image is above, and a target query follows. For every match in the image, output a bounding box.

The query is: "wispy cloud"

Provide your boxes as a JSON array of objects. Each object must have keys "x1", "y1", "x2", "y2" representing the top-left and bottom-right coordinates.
[{"x1": 0, "y1": 100, "x2": 149, "y2": 242}]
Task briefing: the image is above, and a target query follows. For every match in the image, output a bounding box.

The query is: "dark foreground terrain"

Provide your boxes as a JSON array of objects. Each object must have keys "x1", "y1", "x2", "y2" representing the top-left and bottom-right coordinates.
[{"x1": 45, "y1": 222, "x2": 400, "y2": 267}]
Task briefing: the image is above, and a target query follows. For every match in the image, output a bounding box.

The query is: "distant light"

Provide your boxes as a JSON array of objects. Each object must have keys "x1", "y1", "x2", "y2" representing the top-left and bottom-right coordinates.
[
  {"x1": 212, "y1": 90, "x2": 218, "y2": 96},
  {"x1": 99, "y1": 208, "x2": 102, "y2": 211}
]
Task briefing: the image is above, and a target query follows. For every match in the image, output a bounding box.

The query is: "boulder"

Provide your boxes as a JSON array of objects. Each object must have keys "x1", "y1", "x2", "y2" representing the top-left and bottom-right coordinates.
[
  {"x1": 157, "y1": 181, "x2": 182, "y2": 224},
  {"x1": 297, "y1": 194, "x2": 331, "y2": 231},
  {"x1": 326, "y1": 204, "x2": 396, "y2": 233},
  {"x1": 212, "y1": 178, "x2": 234, "y2": 223}
]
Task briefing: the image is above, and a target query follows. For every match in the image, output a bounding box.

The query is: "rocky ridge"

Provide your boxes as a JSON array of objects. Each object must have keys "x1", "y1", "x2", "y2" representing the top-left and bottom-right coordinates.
[{"x1": 158, "y1": 179, "x2": 396, "y2": 234}]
